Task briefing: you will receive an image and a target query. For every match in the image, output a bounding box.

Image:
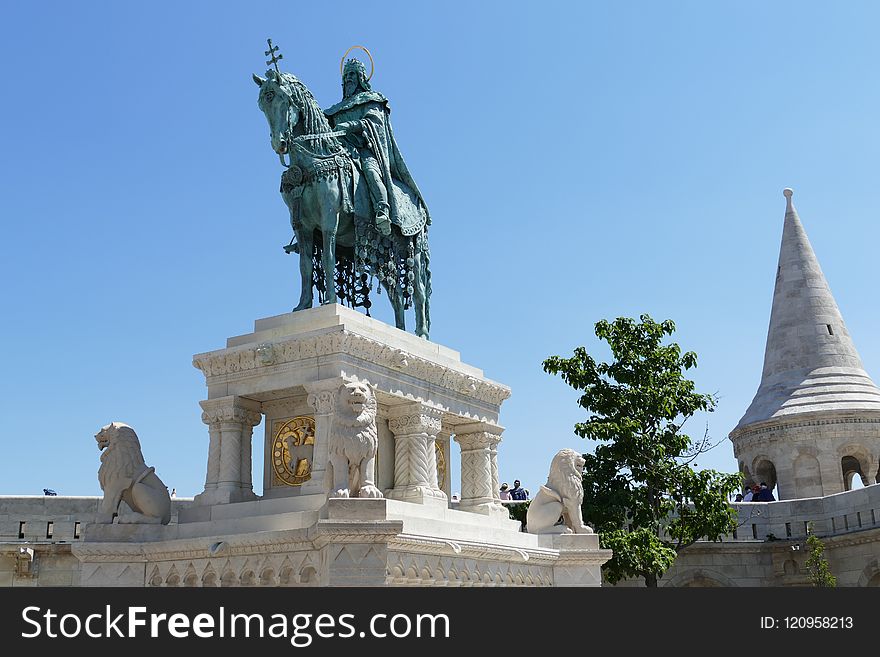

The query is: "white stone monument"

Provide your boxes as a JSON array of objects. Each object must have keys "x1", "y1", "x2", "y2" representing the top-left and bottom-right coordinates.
[{"x1": 72, "y1": 305, "x2": 611, "y2": 586}]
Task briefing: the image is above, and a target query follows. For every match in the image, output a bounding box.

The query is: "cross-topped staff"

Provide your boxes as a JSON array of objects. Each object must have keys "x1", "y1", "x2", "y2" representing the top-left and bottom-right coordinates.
[{"x1": 265, "y1": 38, "x2": 283, "y2": 73}]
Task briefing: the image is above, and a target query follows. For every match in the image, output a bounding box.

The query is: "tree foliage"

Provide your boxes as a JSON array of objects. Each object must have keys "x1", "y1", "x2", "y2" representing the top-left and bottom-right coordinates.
[
  {"x1": 543, "y1": 314, "x2": 741, "y2": 587},
  {"x1": 505, "y1": 501, "x2": 529, "y2": 530},
  {"x1": 805, "y1": 524, "x2": 837, "y2": 587}
]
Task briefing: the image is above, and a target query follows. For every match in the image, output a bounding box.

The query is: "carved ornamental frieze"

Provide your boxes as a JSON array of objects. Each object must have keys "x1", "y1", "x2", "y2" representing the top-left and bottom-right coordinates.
[{"x1": 192, "y1": 330, "x2": 510, "y2": 407}]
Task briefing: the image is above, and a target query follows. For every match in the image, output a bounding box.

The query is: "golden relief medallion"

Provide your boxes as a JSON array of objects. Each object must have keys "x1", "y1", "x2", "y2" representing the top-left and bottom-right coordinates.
[{"x1": 271, "y1": 416, "x2": 316, "y2": 487}]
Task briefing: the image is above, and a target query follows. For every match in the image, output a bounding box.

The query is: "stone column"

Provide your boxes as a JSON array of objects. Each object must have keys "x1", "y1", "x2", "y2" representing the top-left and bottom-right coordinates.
[
  {"x1": 195, "y1": 396, "x2": 262, "y2": 505},
  {"x1": 454, "y1": 422, "x2": 506, "y2": 515},
  {"x1": 489, "y1": 433, "x2": 502, "y2": 503},
  {"x1": 301, "y1": 378, "x2": 344, "y2": 496},
  {"x1": 202, "y1": 421, "x2": 222, "y2": 494},
  {"x1": 240, "y1": 420, "x2": 257, "y2": 496},
  {"x1": 386, "y1": 403, "x2": 446, "y2": 504}
]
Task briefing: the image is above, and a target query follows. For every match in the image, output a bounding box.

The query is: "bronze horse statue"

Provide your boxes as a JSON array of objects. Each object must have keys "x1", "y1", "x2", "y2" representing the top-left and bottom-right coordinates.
[{"x1": 254, "y1": 69, "x2": 431, "y2": 339}]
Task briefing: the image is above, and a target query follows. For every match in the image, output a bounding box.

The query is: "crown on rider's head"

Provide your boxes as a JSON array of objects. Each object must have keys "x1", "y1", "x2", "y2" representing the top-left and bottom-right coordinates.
[{"x1": 343, "y1": 58, "x2": 368, "y2": 77}]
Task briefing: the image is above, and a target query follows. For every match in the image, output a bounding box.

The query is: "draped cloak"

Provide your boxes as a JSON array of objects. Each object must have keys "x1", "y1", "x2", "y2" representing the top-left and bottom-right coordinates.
[{"x1": 325, "y1": 91, "x2": 430, "y2": 229}]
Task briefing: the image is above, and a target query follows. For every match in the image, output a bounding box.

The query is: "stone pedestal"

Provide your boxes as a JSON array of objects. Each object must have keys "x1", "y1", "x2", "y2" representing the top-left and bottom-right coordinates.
[
  {"x1": 536, "y1": 533, "x2": 612, "y2": 587},
  {"x1": 66, "y1": 306, "x2": 612, "y2": 588},
  {"x1": 191, "y1": 305, "x2": 511, "y2": 513},
  {"x1": 73, "y1": 497, "x2": 611, "y2": 587}
]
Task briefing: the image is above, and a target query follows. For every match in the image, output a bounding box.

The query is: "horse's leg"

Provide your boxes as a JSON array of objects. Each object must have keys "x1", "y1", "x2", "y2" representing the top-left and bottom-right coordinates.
[
  {"x1": 412, "y1": 249, "x2": 428, "y2": 339},
  {"x1": 320, "y1": 205, "x2": 338, "y2": 305},
  {"x1": 385, "y1": 280, "x2": 405, "y2": 331},
  {"x1": 292, "y1": 226, "x2": 314, "y2": 312}
]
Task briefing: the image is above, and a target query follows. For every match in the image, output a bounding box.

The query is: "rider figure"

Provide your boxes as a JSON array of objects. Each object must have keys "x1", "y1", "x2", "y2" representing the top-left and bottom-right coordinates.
[{"x1": 325, "y1": 58, "x2": 429, "y2": 237}]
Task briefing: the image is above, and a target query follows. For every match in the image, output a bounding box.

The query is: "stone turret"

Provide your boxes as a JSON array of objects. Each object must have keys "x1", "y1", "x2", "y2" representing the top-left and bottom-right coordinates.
[{"x1": 729, "y1": 189, "x2": 880, "y2": 499}]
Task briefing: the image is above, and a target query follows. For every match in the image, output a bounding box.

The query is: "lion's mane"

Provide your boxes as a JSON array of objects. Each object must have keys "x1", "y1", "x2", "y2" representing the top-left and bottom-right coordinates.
[
  {"x1": 547, "y1": 448, "x2": 585, "y2": 507},
  {"x1": 97, "y1": 422, "x2": 147, "y2": 491}
]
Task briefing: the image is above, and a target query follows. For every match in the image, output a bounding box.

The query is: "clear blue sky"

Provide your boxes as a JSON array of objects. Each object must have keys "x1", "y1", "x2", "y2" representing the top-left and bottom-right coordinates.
[{"x1": 3, "y1": 2, "x2": 880, "y2": 498}]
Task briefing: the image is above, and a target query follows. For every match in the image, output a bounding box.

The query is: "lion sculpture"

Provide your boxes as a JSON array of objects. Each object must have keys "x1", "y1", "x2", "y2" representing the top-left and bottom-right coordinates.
[
  {"x1": 527, "y1": 448, "x2": 593, "y2": 535},
  {"x1": 328, "y1": 380, "x2": 383, "y2": 499},
  {"x1": 95, "y1": 422, "x2": 171, "y2": 524}
]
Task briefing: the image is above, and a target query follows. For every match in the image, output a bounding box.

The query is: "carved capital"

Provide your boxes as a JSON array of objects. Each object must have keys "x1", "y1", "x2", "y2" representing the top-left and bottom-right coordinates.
[
  {"x1": 454, "y1": 422, "x2": 503, "y2": 451},
  {"x1": 454, "y1": 431, "x2": 497, "y2": 450},
  {"x1": 199, "y1": 397, "x2": 262, "y2": 427},
  {"x1": 304, "y1": 378, "x2": 346, "y2": 415},
  {"x1": 307, "y1": 391, "x2": 335, "y2": 415},
  {"x1": 387, "y1": 404, "x2": 443, "y2": 436}
]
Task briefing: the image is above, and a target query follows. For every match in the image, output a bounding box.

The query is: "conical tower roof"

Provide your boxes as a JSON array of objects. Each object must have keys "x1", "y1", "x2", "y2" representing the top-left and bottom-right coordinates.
[{"x1": 732, "y1": 188, "x2": 880, "y2": 432}]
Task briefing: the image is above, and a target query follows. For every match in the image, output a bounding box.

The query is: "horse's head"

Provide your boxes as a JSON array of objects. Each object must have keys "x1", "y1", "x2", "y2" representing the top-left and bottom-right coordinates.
[{"x1": 254, "y1": 70, "x2": 300, "y2": 155}]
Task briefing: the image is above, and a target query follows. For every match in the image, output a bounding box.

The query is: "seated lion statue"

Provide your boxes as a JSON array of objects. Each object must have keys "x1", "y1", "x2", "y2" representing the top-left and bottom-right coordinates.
[
  {"x1": 328, "y1": 380, "x2": 383, "y2": 499},
  {"x1": 527, "y1": 448, "x2": 593, "y2": 535},
  {"x1": 95, "y1": 422, "x2": 171, "y2": 524}
]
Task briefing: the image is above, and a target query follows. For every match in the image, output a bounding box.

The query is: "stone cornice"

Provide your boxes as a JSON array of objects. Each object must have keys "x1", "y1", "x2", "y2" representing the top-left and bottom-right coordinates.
[
  {"x1": 69, "y1": 524, "x2": 613, "y2": 571},
  {"x1": 192, "y1": 329, "x2": 511, "y2": 407},
  {"x1": 730, "y1": 413, "x2": 880, "y2": 455},
  {"x1": 312, "y1": 520, "x2": 404, "y2": 545},
  {"x1": 822, "y1": 526, "x2": 880, "y2": 549},
  {"x1": 388, "y1": 534, "x2": 560, "y2": 565},
  {"x1": 387, "y1": 534, "x2": 611, "y2": 567},
  {"x1": 72, "y1": 528, "x2": 315, "y2": 561},
  {"x1": 730, "y1": 411, "x2": 880, "y2": 443}
]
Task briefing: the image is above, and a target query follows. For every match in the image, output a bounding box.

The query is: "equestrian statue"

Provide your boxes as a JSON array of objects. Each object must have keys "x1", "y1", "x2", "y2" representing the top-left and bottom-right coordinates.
[{"x1": 254, "y1": 42, "x2": 432, "y2": 339}]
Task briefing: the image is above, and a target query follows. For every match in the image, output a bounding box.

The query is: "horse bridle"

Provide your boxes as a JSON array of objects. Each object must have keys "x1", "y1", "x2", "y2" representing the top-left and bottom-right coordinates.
[{"x1": 274, "y1": 85, "x2": 345, "y2": 168}]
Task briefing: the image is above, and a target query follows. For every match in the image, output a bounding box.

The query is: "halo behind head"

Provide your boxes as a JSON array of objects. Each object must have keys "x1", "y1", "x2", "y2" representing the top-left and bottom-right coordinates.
[{"x1": 340, "y1": 45, "x2": 374, "y2": 81}]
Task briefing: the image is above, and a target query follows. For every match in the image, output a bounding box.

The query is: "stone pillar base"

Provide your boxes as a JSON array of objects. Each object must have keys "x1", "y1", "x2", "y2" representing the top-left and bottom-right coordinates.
[
  {"x1": 459, "y1": 498, "x2": 508, "y2": 517},
  {"x1": 384, "y1": 486, "x2": 448, "y2": 508},
  {"x1": 194, "y1": 488, "x2": 258, "y2": 506},
  {"x1": 537, "y1": 533, "x2": 612, "y2": 587}
]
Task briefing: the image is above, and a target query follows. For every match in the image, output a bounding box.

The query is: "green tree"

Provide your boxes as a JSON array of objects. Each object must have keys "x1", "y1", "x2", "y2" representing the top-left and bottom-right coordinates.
[
  {"x1": 505, "y1": 500, "x2": 529, "y2": 530},
  {"x1": 805, "y1": 523, "x2": 837, "y2": 587},
  {"x1": 543, "y1": 315, "x2": 741, "y2": 587}
]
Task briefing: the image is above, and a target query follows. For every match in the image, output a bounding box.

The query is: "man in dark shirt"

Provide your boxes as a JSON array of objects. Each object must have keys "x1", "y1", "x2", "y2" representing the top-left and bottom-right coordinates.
[
  {"x1": 509, "y1": 479, "x2": 528, "y2": 501},
  {"x1": 755, "y1": 482, "x2": 775, "y2": 502}
]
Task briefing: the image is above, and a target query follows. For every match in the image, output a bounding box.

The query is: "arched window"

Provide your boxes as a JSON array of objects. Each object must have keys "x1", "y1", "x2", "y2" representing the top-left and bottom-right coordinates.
[
  {"x1": 753, "y1": 458, "x2": 778, "y2": 495},
  {"x1": 841, "y1": 455, "x2": 867, "y2": 491}
]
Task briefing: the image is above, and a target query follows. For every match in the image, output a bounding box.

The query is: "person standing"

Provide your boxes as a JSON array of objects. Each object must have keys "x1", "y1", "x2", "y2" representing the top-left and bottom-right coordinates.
[
  {"x1": 509, "y1": 479, "x2": 528, "y2": 501},
  {"x1": 499, "y1": 483, "x2": 511, "y2": 500},
  {"x1": 755, "y1": 482, "x2": 775, "y2": 502}
]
